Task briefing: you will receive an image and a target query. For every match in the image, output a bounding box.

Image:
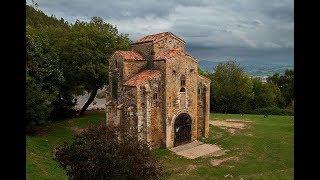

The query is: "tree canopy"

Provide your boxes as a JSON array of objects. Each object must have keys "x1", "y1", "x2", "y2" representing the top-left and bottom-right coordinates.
[
  {"x1": 210, "y1": 61, "x2": 253, "y2": 113},
  {"x1": 26, "y1": 5, "x2": 130, "y2": 130},
  {"x1": 200, "y1": 61, "x2": 293, "y2": 114},
  {"x1": 267, "y1": 69, "x2": 294, "y2": 107}
]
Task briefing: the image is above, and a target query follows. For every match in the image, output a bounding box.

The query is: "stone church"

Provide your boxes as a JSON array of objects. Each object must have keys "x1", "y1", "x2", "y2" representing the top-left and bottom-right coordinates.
[{"x1": 105, "y1": 32, "x2": 210, "y2": 149}]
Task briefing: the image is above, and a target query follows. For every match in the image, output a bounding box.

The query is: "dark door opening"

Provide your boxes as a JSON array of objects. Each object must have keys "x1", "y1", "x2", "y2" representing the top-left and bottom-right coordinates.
[{"x1": 174, "y1": 113, "x2": 192, "y2": 147}]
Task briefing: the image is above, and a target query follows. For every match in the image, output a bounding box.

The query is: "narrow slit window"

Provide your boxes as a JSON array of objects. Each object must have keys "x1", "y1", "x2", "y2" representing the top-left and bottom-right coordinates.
[
  {"x1": 153, "y1": 93, "x2": 158, "y2": 100},
  {"x1": 180, "y1": 75, "x2": 186, "y2": 93},
  {"x1": 180, "y1": 75, "x2": 186, "y2": 86}
]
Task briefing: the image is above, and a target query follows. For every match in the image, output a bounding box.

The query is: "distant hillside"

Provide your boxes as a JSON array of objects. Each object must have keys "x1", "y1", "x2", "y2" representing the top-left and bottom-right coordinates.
[{"x1": 199, "y1": 60, "x2": 294, "y2": 77}]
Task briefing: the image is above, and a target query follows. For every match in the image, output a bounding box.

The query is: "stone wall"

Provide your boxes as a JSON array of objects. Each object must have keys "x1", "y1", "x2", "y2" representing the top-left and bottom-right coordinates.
[
  {"x1": 134, "y1": 75, "x2": 163, "y2": 148},
  {"x1": 131, "y1": 42, "x2": 154, "y2": 66},
  {"x1": 123, "y1": 61, "x2": 147, "y2": 81},
  {"x1": 197, "y1": 82, "x2": 205, "y2": 139},
  {"x1": 149, "y1": 77, "x2": 165, "y2": 148},
  {"x1": 197, "y1": 75, "x2": 211, "y2": 138},
  {"x1": 106, "y1": 55, "x2": 121, "y2": 125},
  {"x1": 121, "y1": 86, "x2": 138, "y2": 127},
  {"x1": 154, "y1": 36, "x2": 185, "y2": 55},
  {"x1": 106, "y1": 53, "x2": 139, "y2": 127},
  {"x1": 164, "y1": 54, "x2": 198, "y2": 148}
]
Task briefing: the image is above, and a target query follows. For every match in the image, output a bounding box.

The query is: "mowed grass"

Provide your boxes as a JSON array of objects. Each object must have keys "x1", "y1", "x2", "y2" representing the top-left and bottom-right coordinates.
[
  {"x1": 26, "y1": 112, "x2": 293, "y2": 180},
  {"x1": 154, "y1": 113, "x2": 294, "y2": 179}
]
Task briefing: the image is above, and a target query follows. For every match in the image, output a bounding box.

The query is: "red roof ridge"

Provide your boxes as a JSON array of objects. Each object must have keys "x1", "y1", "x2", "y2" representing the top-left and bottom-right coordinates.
[
  {"x1": 114, "y1": 50, "x2": 145, "y2": 61},
  {"x1": 154, "y1": 48, "x2": 183, "y2": 60},
  {"x1": 154, "y1": 49, "x2": 197, "y2": 63},
  {"x1": 132, "y1": 32, "x2": 186, "y2": 45},
  {"x1": 124, "y1": 69, "x2": 161, "y2": 87}
]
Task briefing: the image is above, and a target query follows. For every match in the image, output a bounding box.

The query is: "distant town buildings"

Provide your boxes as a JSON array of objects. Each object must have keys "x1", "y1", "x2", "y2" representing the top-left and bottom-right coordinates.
[
  {"x1": 260, "y1": 76, "x2": 268, "y2": 83},
  {"x1": 249, "y1": 75, "x2": 268, "y2": 83}
]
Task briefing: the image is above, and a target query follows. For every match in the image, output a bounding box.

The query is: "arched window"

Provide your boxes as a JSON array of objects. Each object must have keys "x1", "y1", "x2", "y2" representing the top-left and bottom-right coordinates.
[
  {"x1": 180, "y1": 87, "x2": 186, "y2": 92},
  {"x1": 180, "y1": 75, "x2": 186, "y2": 92}
]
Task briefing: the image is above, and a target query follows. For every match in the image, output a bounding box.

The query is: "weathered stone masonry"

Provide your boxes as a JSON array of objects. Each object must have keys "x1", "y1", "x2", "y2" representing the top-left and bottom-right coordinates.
[{"x1": 106, "y1": 32, "x2": 211, "y2": 149}]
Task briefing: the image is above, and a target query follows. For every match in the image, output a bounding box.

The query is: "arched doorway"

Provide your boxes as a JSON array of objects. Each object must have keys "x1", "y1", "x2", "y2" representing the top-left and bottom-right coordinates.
[{"x1": 174, "y1": 113, "x2": 192, "y2": 146}]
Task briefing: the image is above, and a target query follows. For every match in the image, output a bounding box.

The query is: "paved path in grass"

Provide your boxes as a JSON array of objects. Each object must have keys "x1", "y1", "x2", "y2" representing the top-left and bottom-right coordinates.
[{"x1": 170, "y1": 141, "x2": 223, "y2": 159}]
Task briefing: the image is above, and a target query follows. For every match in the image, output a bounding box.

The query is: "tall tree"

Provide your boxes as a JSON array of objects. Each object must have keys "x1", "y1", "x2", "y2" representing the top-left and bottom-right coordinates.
[
  {"x1": 267, "y1": 69, "x2": 294, "y2": 107},
  {"x1": 57, "y1": 17, "x2": 130, "y2": 115},
  {"x1": 211, "y1": 61, "x2": 253, "y2": 113},
  {"x1": 251, "y1": 78, "x2": 284, "y2": 109},
  {"x1": 26, "y1": 14, "x2": 67, "y2": 128},
  {"x1": 26, "y1": 5, "x2": 131, "y2": 126}
]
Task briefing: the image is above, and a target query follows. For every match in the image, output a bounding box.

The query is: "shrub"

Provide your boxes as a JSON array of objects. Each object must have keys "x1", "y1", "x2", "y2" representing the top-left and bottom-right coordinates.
[
  {"x1": 249, "y1": 106, "x2": 293, "y2": 116},
  {"x1": 54, "y1": 122, "x2": 163, "y2": 180},
  {"x1": 26, "y1": 75, "x2": 55, "y2": 133},
  {"x1": 50, "y1": 93, "x2": 77, "y2": 119}
]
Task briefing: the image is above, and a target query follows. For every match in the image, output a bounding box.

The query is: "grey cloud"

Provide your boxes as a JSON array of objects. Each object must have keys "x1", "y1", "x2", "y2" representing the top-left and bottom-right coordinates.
[{"x1": 28, "y1": 0, "x2": 293, "y2": 64}]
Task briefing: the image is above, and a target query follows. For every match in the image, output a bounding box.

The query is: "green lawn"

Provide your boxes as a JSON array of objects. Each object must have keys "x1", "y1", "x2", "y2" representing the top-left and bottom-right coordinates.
[
  {"x1": 27, "y1": 112, "x2": 293, "y2": 179},
  {"x1": 26, "y1": 112, "x2": 105, "y2": 180}
]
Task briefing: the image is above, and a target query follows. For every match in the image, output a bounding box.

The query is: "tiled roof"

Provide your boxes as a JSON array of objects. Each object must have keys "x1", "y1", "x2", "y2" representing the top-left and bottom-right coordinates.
[
  {"x1": 124, "y1": 70, "x2": 161, "y2": 86},
  {"x1": 114, "y1": 50, "x2": 145, "y2": 61},
  {"x1": 154, "y1": 49, "x2": 185, "y2": 60},
  {"x1": 154, "y1": 49, "x2": 197, "y2": 63},
  {"x1": 133, "y1": 32, "x2": 185, "y2": 44}
]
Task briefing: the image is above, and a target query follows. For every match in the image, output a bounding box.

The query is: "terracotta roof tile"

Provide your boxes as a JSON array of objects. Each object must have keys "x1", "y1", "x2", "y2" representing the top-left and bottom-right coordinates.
[
  {"x1": 133, "y1": 32, "x2": 185, "y2": 44},
  {"x1": 154, "y1": 49, "x2": 197, "y2": 63},
  {"x1": 154, "y1": 49, "x2": 184, "y2": 60},
  {"x1": 114, "y1": 50, "x2": 145, "y2": 61},
  {"x1": 124, "y1": 70, "x2": 161, "y2": 86}
]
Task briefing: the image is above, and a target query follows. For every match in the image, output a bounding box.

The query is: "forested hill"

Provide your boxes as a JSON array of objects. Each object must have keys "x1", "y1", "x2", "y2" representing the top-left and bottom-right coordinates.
[{"x1": 26, "y1": 5, "x2": 69, "y2": 28}]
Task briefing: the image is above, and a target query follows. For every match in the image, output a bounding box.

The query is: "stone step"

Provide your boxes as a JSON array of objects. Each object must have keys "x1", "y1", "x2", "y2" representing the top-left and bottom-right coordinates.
[
  {"x1": 170, "y1": 140, "x2": 203, "y2": 152},
  {"x1": 173, "y1": 143, "x2": 222, "y2": 159}
]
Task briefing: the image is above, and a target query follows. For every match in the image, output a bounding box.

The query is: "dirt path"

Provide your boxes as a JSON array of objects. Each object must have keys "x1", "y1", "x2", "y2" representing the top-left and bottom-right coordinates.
[{"x1": 210, "y1": 119, "x2": 253, "y2": 134}]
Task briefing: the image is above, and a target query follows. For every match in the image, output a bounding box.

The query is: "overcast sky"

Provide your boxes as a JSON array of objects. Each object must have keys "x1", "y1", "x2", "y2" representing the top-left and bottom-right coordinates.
[{"x1": 27, "y1": 0, "x2": 294, "y2": 64}]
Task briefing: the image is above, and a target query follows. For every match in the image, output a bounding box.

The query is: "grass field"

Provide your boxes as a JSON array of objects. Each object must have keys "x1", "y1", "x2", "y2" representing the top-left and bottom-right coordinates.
[{"x1": 26, "y1": 112, "x2": 293, "y2": 179}]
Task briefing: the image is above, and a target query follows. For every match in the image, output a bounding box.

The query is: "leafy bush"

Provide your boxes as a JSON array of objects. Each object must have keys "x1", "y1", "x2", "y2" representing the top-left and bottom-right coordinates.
[
  {"x1": 54, "y1": 123, "x2": 163, "y2": 179},
  {"x1": 50, "y1": 92, "x2": 77, "y2": 119},
  {"x1": 249, "y1": 107, "x2": 293, "y2": 116},
  {"x1": 26, "y1": 75, "x2": 55, "y2": 132}
]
